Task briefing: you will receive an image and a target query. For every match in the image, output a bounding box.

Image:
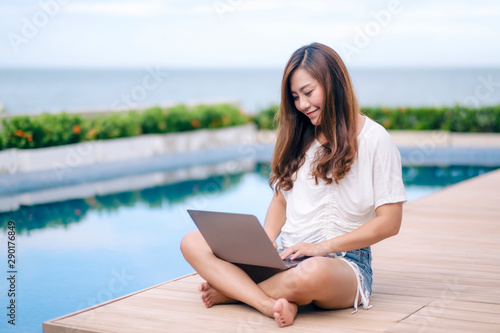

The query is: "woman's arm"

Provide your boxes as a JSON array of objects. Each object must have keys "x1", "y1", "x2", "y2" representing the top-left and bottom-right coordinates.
[
  {"x1": 263, "y1": 191, "x2": 287, "y2": 248},
  {"x1": 280, "y1": 202, "x2": 403, "y2": 260},
  {"x1": 325, "y1": 201, "x2": 403, "y2": 252}
]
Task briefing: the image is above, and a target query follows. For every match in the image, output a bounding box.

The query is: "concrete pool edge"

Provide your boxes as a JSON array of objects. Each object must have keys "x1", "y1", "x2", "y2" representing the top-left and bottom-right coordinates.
[
  {"x1": 258, "y1": 129, "x2": 500, "y2": 148},
  {"x1": 0, "y1": 157, "x2": 257, "y2": 212},
  {"x1": 0, "y1": 123, "x2": 257, "y2": 175},
  {"x1": 1, "y1": 143, "x2": 498, "y2": 213},
  {"x1": 1, "y1": 128, "x2": 499, "y2": 198},
  {"x1": 1, "y1": 128, "x2": 499, "y2": 176}
]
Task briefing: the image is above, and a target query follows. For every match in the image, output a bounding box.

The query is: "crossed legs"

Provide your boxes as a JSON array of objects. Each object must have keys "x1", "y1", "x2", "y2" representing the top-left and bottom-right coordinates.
[{"x1": 180, "y1": 230, "x2": 358, "y2": 327}]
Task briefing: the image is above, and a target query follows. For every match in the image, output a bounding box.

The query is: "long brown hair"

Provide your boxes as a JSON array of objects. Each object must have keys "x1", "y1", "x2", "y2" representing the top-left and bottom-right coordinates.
[{"x1": 269, "y1": 42, "x2": 360, "y2": 193}]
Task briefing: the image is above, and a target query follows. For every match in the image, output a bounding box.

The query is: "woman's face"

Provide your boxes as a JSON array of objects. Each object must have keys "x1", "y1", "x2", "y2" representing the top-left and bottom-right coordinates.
[{"x1": 290, "y1": 68, "x2": 325, "y2": 126}]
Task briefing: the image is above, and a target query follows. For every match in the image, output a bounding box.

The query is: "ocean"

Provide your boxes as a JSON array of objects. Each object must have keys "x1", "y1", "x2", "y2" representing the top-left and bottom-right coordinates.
[{"x1": 0, "y1": 67, "x2": 499, "y2": 115}]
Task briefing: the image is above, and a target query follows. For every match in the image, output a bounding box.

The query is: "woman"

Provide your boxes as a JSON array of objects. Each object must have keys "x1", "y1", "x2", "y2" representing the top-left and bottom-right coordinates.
[{"x1": 180, "y1": 42, "x2": 407, "y2": 328}]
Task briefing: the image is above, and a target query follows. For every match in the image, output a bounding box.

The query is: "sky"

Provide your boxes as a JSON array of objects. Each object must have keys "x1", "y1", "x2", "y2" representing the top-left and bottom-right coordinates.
[{"x1": 1, "y1": 0, "x2": 499, "y2": 68}]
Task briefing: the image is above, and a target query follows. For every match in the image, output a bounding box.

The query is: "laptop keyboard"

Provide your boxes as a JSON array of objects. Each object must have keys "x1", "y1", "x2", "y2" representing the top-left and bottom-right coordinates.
[{"x1": 277, "y1": 248, "x2": 311, "y2": 268}]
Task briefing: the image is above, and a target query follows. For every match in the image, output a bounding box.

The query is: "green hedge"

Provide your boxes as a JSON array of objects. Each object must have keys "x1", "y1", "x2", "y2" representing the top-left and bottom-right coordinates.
[
  {"x1": 3, "y1": 103, "x2": 498, "y2": 151},
  {"x1": 253, "y1": 104, "x2": 500, "y2": 133},
  {"x1": 362, "y1": 105, "x2": 500, "y2": 132},
  {"x1": 0, "y1": 103, "x2": 251, "y2": 150},
  {"x1": 253, "y1": 104, "x2": 279, "y2": 130}
]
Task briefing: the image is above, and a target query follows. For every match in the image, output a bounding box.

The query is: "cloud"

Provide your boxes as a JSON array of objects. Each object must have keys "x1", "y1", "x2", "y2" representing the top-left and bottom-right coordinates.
[
  {"x1": 0, "y1": 0, "x2": 499, "y2": 67},
  {"x1": 63, "y1": 0, "x2": 170, "y2": 17},
  {"x1": 408, "y1": 1, "x2": 500, "y2": 18},
  {"x1": 195, "y1": 0, "x2": 365, "y2": 17}
]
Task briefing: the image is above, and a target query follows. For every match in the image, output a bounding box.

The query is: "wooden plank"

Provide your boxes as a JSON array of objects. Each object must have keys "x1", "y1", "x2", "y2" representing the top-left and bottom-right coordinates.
[
  {"x1": 426, "y1": 299, "x2": 500, "y2": 314},
  {"x1": 387, "y1": 316, "x2": 500, "y2": 333},
  {"x1": 387, "y1": 305, "x2": 500, "y2": 333},
  {"x1": 423, "y1": 304, "x2": 500, "y2": 324}
]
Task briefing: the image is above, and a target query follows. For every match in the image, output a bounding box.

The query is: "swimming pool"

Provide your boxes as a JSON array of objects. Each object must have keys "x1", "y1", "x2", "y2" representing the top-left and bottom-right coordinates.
[{"x1": 0, "y1": 164, "x2": 497, "y2": 332}]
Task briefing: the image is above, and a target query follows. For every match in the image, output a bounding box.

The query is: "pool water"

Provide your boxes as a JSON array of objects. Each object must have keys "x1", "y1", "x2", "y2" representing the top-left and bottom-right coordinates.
[{"x1": 0, "y1": 164, "x2": 497, "y2": 332}]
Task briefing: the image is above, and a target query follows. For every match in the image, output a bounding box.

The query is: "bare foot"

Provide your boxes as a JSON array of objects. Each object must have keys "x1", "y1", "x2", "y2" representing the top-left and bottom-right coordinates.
[
  {"x1": 273, "y1": 298, "x2": 297, "y2": 328},
  {"x1": 198, "y1": 282, "x2": 238, "y2": 308}
]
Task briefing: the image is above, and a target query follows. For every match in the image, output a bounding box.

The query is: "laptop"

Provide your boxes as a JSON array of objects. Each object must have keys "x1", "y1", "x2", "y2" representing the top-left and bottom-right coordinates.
[{"x1": 187, "y1": 209, "x2": 309, "y2": 283}]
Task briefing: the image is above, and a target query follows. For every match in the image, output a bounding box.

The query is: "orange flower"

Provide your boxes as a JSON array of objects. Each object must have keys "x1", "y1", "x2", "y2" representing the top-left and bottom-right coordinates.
[
  {"x1": 191, "y1": 119, "x2": 201, "y2": 128},
  {"x1": 88, "y1": 128, "x2": 97, "y2": 138},
  {"x1": 399, "y1": 107, "x2": 407, "y2": 113},
  {"x1": 27, "y1": 135, "x2": 33, "y2": 142},
  {"x1": 15, "y1": 129, "x2": 24, "y2": 137},
  {"x1": 73, "y1": 124, "x2": 81, "y2": 135}
]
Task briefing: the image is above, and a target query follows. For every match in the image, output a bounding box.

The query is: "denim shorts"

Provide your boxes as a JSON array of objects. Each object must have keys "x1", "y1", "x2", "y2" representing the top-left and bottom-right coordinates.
[{"x1": 328, "y1": 246, "x2": 373, "y2": 312}]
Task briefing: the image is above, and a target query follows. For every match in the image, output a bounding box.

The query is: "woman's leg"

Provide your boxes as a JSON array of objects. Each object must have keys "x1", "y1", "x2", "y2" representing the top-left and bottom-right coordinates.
[
  {"x1": 180, "y1": 230, "x2": 277, "y2": 318},
  {"x1": 258, "y1": 256, "x2": 359, "y2": 309},
  {"x1": 180, "y1": 230, "x2": 359, "y2": 326}
]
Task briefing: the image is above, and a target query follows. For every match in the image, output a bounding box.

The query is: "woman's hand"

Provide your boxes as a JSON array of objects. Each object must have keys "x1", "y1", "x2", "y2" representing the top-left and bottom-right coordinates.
[{"x1": 279, "y1": 242, "x2": 330, "y2": 261}]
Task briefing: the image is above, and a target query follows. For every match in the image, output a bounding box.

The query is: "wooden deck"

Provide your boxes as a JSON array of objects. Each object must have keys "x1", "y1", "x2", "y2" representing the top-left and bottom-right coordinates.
[{"x1": 44, "y1": 169, "x2": 500, "y2": 333}]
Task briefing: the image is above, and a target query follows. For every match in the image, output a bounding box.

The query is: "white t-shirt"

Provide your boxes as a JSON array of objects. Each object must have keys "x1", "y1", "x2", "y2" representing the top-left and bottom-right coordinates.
[{"x1": 280, "y1": 117, "x2": 407, "y2": 248}]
